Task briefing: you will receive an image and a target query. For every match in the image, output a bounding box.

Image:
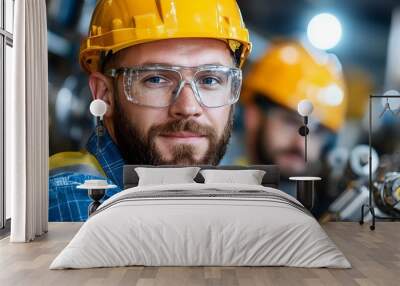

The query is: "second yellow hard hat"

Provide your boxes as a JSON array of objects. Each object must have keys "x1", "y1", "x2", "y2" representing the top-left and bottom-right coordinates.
[{"x1": 242, "y1": 40, "x2": 347, "y2": 132}]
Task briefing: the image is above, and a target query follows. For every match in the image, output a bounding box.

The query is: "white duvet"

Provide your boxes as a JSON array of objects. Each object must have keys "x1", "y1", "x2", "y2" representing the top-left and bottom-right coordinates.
[{"x1": 50, "y1": 183, "x2": 351, "y2": 269}]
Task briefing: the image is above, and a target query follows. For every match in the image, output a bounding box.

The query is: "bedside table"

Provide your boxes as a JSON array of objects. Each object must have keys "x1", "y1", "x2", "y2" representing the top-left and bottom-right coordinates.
[{"x1": 289, "y1": 177, "x2": 321, "y2": 210}]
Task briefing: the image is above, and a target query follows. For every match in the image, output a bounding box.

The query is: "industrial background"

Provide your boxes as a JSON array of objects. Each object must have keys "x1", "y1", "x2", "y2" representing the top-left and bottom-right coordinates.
[{"x1": 45, "y1": 0, "x2": 400, "y2": 221}]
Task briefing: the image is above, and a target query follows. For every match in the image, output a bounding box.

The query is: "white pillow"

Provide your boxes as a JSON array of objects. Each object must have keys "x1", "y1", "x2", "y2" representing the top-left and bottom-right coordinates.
[
  {"x1": 200, "y1": 169, "x2": 266, "y2": 185},
  {"x1": 135, "y1": 167, "x2": 200, "y2": 186}
]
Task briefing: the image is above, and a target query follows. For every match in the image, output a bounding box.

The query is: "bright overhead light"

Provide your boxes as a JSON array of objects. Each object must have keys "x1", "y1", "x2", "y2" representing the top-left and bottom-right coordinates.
[
  {"x1": 317, "y1": 84, "x2": 344, "y2": 106},
  {"x1": 307, "y1": 13, "x2": 342, "y2": 50}
]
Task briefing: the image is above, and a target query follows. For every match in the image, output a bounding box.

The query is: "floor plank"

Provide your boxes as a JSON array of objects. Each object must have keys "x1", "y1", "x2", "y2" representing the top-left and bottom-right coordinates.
[{"x1": 0, "y1": 222, "x2": 399, "y2": 286}]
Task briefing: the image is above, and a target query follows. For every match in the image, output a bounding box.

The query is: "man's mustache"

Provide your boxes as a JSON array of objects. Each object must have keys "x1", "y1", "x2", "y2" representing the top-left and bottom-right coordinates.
[{"x1": 150, "y1": 120, "x2": 216, "y2": 138}]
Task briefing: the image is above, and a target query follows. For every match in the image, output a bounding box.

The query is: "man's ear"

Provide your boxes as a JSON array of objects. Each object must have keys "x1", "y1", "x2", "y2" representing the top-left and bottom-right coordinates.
[{"x1": 88, "y1": 72, "x2": 114, "y2": 117}]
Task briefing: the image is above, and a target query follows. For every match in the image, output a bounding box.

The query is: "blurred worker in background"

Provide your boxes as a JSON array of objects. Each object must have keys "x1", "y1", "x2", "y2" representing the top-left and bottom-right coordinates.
[
  {"x1": 48, "y1": 0, "x2": 251, "y2": 221},
  {"x1": 237, "y1": 40, "x2": 347, "y2": 205}
]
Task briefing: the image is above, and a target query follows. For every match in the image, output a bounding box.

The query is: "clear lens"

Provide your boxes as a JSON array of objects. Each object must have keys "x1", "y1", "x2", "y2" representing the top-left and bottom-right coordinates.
[
  {"x1": 118, "y1": 65, "x2": 241, "y2": 108},
  {"x1": 195, "y1": 69, "x2": 230, "y2": 107},
  {"x1": 131, "y1": 69, "x2": 181, "y2": 107}
]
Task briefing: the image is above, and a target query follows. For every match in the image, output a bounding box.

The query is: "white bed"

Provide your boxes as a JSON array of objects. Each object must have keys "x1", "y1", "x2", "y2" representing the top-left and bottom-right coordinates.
[{"x1": 50, "y1": 182, "x2": 351, "y2": 269}]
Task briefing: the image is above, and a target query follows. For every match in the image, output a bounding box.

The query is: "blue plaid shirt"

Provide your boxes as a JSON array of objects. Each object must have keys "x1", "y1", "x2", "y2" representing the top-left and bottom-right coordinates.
[{"x1": 49, "y1": 131, "x2": 124, "y2": 221}]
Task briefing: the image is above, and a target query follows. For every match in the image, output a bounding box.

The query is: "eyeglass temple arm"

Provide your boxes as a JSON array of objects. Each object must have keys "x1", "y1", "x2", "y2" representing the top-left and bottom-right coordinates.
[{"x1": 104, "y1": 68, "x2": 128, "y2": 78}]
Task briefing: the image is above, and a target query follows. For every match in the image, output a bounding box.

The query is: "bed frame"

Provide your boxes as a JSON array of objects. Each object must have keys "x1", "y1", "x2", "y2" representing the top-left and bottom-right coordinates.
[{"x1": 123, "y1": 165, "x2": 280, "y2": 189}]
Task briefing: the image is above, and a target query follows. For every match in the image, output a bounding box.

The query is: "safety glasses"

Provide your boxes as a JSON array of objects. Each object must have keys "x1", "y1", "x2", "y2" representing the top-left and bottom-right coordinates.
[{"x1": 105, "y1": 64, "x2": 242, "y2": 108}]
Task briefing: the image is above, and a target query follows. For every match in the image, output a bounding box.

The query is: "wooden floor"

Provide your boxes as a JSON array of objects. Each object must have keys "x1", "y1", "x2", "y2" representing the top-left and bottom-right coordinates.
[{"x1": 0, "y1": 222, "x2": 399, "y2": 286}]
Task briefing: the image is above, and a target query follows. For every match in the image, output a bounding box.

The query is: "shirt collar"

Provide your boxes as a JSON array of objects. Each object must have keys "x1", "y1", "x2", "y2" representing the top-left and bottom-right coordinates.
[{"x1": 86, "y1": 130, "x2": 125, "y2": 189}]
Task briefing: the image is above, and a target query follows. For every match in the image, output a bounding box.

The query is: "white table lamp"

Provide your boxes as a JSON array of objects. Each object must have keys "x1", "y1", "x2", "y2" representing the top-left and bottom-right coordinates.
[
  {"x1": 297, "y1": 99, "x2": 314, "y2": 162},
  {"x1": 90, "y1": 99, "x2": 108, "y2": 151}
]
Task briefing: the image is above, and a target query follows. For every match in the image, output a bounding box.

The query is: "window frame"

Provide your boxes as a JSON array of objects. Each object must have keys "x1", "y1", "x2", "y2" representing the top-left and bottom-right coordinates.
[{"x1": 0, "y1": 0, "x2": 14, "y2": 232}]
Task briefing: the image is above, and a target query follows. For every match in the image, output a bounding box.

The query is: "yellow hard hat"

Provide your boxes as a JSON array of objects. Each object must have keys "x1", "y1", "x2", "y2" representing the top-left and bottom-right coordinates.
[
  {"x1": 80, "y1": 0, "x2": 251, "y2": 73},
  {"x1": 242, "y1": 40, "x2": 347, "y2": 132}
]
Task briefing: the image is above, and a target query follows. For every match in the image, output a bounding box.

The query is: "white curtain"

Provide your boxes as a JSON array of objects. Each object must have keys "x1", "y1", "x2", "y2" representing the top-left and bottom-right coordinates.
[{"x1": 7, "y1": 0, "x2": 49, "y2": 242}]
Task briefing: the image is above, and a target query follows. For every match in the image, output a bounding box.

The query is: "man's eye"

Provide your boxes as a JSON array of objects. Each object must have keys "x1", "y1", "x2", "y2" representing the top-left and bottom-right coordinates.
[
  {"x1": 145, "y1": 76, "x2": 168, "y2": 84},
  {"x1": 199, "y1": 77, "x2": 220, "y2": 85}
]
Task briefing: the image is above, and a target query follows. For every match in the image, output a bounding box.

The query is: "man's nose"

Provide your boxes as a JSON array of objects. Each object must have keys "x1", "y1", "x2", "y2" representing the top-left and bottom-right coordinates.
[{"x1": 168, "y1": 84, "x2": 203, "y2": 119}]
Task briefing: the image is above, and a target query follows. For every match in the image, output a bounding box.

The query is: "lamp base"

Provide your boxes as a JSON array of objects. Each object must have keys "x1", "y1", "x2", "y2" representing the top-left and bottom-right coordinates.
[
  {"x1": 87, "y1": 188, "x2": 105, "y2": 216},
  {"x1": 289, "y1": 177, "x2": 321, "y2": 211}
]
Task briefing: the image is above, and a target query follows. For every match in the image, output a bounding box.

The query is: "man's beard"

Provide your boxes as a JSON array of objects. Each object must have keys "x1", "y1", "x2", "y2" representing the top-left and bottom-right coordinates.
[{"x1": 112, "y1": 99, "x2": 234, "y2": 165}]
